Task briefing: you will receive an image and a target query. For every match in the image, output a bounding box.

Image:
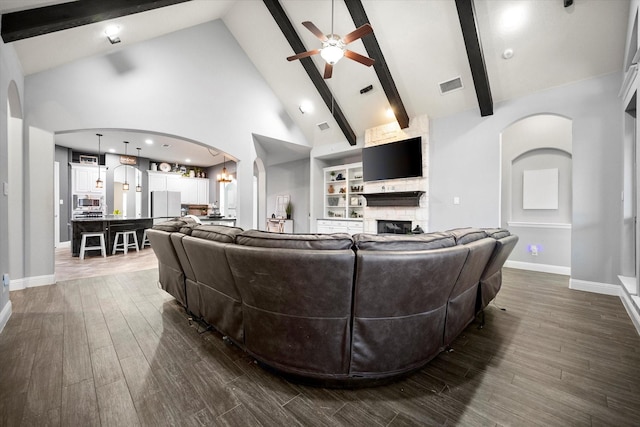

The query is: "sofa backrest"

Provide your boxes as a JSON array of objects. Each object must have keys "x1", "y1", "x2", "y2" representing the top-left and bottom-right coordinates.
[
  {"x1": 478, "y1": 233, "x2": 519, "y2": 310},
  {"x1": 352, "y1": 232, "x2": 455, "y2": 251},
  {"x1": 226, "y1": 231, "x2": 356, "y2": 377},
  {"x1": 350, "y1": 243, "x2": 469, "y2": 376},
  {"x1": 235, "y1": 229, "x2": 353, "y2": 250},
  {"x1": 447, "y1": 227, "x2": 488, "y2": 245},
  {"x1": 182, "y1": 224, "x2": 245, "y2": 343},
  {"x1": 146, "y1": 228, "x2": 187, "y2": 306},
  {"x1": 191, "y1": 224, "x2": 244, "y2": 242}
]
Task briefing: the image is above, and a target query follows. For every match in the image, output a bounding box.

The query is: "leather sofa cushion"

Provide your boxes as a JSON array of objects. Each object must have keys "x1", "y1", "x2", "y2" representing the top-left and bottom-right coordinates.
[
  {"x1": 236, "y1": 230, "x2": 353, "y2": 250},
  {"x1": 152, "y1": 219, "x2": 187, "y2": 232},
  {"x1": 483, "y1": 228, "x2": 511, "y2": 239},
  {"x1": 353, "y1": 232, "x2": 455, "y2": 251},
  {"x1": 179, "y1": 223, "x2": 199, "y2": 235},
  {"x1": 447, "y1": 227, "x2": 488, "y2": 245},
  {"x1": 191, "y1": 225, "x2": 244, "y2": 243}
]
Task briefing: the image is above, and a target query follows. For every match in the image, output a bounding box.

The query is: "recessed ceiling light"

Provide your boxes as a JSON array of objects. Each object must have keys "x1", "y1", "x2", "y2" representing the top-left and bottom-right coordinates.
[
  {"x1": 185, "y1": 159, "x2": 191, "y2": 163},
  {"x1": 104, "y1": 25, "x2": 120, "y2": 37},
  {"x1": 502, "y1": 48, "x2": 514, "y2": 60},
  {"x1": 145, "y1": 139, "x2": 153, "y2": 145},
  {"x1": 104, "y1": 25, "x2": 121, "y2": 44},
  {"x1": 386, "y1": 108, "x2": 395, "y2": 118},
  {"x1": 162, "y1": 144, "x2": 171, "y2": 148},
  {"x1": 108, "y1": 148, "x2": 116, "y2": 153},
  {"x1": 299, "y1": 100, "x2": 313, "y2": 114},
  {"x1": 500, "y1": 4, "x2": 527, "y2": 34}
]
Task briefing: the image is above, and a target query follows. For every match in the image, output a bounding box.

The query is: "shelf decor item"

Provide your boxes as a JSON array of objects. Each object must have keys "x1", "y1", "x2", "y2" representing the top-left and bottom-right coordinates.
[
  {"x1": 328, "y1": 184, "x2": 335, "y2": 194},
  {"x1": 285, "y1": 201, "x2": 292, "y2": 219}
]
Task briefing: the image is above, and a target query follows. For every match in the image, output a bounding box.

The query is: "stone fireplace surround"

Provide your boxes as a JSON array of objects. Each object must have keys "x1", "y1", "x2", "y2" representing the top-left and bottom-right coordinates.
[{"x1": 363, "y1": 115, "x2": 429, "y2": 234}]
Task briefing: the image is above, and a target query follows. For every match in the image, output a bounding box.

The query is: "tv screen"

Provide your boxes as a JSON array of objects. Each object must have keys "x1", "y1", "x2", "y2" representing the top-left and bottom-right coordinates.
[{"x1": 362, "y1": 137, "x2": 423, "y2": 182}]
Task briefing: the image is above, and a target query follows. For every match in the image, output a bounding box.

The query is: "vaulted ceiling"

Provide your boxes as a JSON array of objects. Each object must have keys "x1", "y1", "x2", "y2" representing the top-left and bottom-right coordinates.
[{"x1": 0, "y1": 0, "x2": 630, "y2": 152}]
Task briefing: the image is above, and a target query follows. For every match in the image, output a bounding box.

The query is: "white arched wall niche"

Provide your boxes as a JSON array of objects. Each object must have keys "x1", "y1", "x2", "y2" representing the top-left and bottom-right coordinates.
[{"x1": 501, "y1": 114, "x2": 572, "y2": 275}]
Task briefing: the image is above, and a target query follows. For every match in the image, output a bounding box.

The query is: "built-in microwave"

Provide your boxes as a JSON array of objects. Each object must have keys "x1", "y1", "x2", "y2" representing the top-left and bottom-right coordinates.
[{"x1": 77, "y1": 198, "x2": 101, "y2": 208}]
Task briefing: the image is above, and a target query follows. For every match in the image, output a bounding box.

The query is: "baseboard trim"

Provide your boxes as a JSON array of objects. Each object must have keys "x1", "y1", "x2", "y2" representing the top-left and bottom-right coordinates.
[
  {"x1": 620, "y1": 291, "x2": 640, "y2": 335},
  {"x1": 9, "y1": 274, "x2": 56, "y2": 291},
  {"x1": 569, "y1": 278, "x2": 620, "y2": 296},
  {"x1": 0, "y1": 300, "x2": 12, "y2": 334},
  {"x1": 504, "y1": 260, "x2": 570, "y2": 276}
]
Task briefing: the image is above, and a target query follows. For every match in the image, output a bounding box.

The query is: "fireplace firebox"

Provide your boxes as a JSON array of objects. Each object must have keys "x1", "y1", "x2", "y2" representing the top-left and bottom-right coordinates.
[{"x1": 377, "y1": 220, "x2": 412, "y2": 235}]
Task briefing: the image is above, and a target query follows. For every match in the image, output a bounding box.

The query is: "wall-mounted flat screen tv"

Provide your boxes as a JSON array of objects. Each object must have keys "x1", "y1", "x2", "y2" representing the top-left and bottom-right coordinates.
[{"x1": 362, "y1": 136, "x2": 423, "y2": 182}]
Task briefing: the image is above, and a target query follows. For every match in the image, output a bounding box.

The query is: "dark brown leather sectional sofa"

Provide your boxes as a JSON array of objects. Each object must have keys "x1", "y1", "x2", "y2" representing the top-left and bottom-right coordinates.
[{"x1": 147, "y1": 220, "x2": 518, "y2": 383}]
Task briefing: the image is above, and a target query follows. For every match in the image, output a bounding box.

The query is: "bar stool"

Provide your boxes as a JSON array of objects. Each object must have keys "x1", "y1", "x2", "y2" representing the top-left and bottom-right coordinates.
[
  {"x1": 112, "y1": 230, "x2": 139, "y2": 255},
  {"x1": 79, "y1": 231, "x2": 106, "y2": 260},
  {"x1": 140, "y1": 228, "x2": 151, "y2": 249}
]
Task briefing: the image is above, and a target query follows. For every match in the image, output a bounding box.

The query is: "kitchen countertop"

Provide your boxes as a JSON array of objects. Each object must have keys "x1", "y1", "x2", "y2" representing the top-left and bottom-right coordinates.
[{"x1": 71, "y1": 216, "x2": 155, "y2": 222}]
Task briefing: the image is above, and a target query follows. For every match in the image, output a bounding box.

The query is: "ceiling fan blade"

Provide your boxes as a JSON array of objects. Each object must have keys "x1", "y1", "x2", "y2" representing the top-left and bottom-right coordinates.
[
  {"x1": 302, "y1": 21, "x2": 328, "y2": 42},
  {"x1": 324, "y1": 63, "x2": 333, "y2": 79},
  {"x1": 287, "y1": 49, "x2": 320, "y2": 61},
  {"x1": 344, "y1": 50, "x2": 375, "y2": 66},
  {"x1": 342, "y1": 23, "x2": 373, "y2": 44}
]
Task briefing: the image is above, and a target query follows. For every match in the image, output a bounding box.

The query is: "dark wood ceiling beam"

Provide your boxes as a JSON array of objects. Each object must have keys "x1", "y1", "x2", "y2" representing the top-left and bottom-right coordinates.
[
  {"x1": 344, "y1": 0, "x2": 410, "y2": 129},
  {"x1": 263, "y1": 0, "x2": 357, "y2": 146},
  {"x1": 455, "y1": 0, "x2": 493, "y2": 116},
  {"x1": 1, "y1": 0, "x2": 191, "y2": 43}
]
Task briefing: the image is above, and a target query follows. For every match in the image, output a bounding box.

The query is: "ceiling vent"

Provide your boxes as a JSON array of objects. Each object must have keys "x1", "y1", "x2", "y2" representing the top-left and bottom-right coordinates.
[
  {"x1": 439, "y1": 77, "x2": 464, "y2": 95},
  {"x1": 317, "y1": 121, "x2": 330, "y2": 131}
]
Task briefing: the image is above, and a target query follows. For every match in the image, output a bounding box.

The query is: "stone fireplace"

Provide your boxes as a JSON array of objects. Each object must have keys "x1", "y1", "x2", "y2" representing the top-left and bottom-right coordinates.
[
  {"x1": 363, "y1": 114, "x2": 430, "y2": 233},
  {"x1": 377, "y1": 220, "x2": 412, "y2": 235}
]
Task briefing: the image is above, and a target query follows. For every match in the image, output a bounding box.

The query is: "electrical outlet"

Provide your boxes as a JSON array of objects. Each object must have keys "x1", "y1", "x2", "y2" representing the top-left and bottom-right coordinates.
[
  {"x1": 453, "y1": 197, "x2": 460, "y2": 205},
  {"x1": 530, "y1": 245, "x2": 538, "y2": 256}
]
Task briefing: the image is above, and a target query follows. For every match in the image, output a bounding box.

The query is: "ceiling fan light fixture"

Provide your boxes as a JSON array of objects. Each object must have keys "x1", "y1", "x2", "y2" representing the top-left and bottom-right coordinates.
[{"x1": 320, "y1": 37, "x2": 345, "y2": 64}]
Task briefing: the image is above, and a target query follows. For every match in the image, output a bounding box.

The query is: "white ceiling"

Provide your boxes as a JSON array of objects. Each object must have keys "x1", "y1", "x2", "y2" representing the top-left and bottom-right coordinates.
[{"x1": 1, "y1": 0, "x2": 630, "y2": 161}]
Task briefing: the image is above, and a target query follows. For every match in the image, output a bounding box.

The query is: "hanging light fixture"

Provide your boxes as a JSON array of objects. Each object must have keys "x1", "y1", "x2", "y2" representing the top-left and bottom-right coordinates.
[
  {"x1": 95, "y1": 133, "x2": 104, "y2": 189},
  {"x1": 135, "y1": 147, "x2": 142, "y2": 192},
  {"x1": 217, "y1": 156, "x2": 232, "y2": 183},
  {"x1": 122, "y1": 141, "x2": 130, "y2": 191}
]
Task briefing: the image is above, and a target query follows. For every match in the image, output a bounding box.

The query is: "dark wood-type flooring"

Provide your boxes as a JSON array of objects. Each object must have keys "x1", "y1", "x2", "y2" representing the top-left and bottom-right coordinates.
[{"x1": 1, "y1": 267, "x2": 639, "y2": 426}]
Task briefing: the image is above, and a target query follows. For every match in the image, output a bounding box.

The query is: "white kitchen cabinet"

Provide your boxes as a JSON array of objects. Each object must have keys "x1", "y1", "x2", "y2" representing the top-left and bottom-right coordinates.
[
  {"x1": 181, "y1": 179, "x2": 198, "y2": 204},
  {"x1": 197, "y1": 179, "x2": 209, "y2": 205},
  {"x1": 147, "y1": 171, "x2": 210, "y2": 205},
  {"x1": 148, "y1": 173, "x2": 167, "y2": 192},
  {"x1": 165, "y1": 174, "x2": 182, "y2": 192},
  {"x1": 317, "y1": 219, "x2": 362, "y2": 235},
  {"x1": 72, "y1": 164, "x2": 104, "y2": 196}
]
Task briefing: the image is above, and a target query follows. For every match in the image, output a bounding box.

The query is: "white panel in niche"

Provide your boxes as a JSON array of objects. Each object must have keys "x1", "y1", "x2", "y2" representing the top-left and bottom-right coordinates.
[{"x1": 523, "y1": 168, "x2": 558, "y2": 210}]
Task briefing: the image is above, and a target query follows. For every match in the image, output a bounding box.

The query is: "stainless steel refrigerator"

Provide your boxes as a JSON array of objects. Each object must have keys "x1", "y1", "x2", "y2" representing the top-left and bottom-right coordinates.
[{"x1": 151, "y1": 191, "x2": 181, "y2": 218}]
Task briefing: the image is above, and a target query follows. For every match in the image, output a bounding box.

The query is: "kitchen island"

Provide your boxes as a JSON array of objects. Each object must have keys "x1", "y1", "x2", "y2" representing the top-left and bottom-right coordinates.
[{"x1": 71, "y1": 217, "x2": 153, "y2": 257}]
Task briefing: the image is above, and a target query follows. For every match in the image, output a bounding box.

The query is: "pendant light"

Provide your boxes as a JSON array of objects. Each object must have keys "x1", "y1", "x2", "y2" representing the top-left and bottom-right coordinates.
[
  {"x1": 135, "y1": 147, "x2": 142, "y2": 192},
  {"x1": 95, "y1": 133, "x2": 104, "y2": 189},
  {"x1": 122, "y1": 141, "x2": 129, "y2": 191},
  {"x1": 217, "y1": 156, "x2": 232, "y2": 183}
]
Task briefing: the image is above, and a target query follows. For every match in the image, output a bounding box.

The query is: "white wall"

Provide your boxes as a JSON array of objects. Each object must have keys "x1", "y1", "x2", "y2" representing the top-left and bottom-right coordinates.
[
  {"x1": 430, "y1": 72, "x2": 623, "y2": 285},
  {"x1": 0, "y1": 39, "x2": 25, "y2": 330},
  {"x1": 266, "y1": 158, "x2": 310, "y2": 233},
  {"x1": 502, "y1": 115, "x2": 573, "y2": 271}
]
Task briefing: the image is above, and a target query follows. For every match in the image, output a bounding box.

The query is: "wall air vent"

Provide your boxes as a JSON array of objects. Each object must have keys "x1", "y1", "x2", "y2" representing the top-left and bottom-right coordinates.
[
  {"x1": 439, "y1": 76, "x2": 464, "y2": 95},
  {"x1": 317, "y1": 121, "x2": 330, "y2": 131}
]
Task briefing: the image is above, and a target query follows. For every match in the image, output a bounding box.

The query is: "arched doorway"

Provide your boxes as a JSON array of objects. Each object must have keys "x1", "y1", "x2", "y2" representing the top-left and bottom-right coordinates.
[{"x1": 501, "y1": 114, "x2": 573, "y2": 275}]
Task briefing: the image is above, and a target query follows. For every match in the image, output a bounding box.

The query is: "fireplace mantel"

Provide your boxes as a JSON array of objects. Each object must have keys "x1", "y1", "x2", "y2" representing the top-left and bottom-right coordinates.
[{"x1": 362, "y1": 191, "x2": 425, "y2": 207}]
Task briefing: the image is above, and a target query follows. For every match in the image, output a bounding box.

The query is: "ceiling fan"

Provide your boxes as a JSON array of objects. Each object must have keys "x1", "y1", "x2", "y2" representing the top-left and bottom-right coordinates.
[{"x1": 286, "y1": 1, "x2": 375, "y2": 79}]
